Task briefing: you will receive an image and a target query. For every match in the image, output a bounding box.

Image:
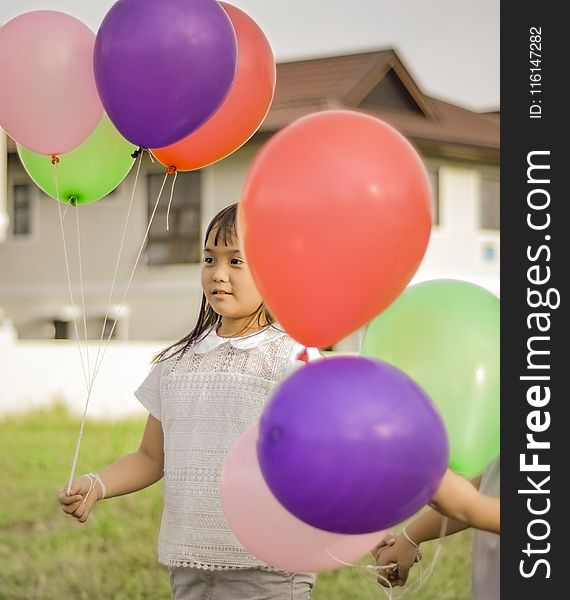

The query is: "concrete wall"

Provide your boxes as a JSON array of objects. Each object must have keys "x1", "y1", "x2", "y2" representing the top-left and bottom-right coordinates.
[
  {"x1": 0, "y1": 339, "x2": 166, "y2": 420},
  {"x1": 414, "y1": 162, "x2": 500, "y2": 296}
]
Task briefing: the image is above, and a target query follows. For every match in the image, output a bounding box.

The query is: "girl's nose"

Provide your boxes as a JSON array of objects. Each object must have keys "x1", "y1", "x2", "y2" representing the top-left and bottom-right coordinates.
[{"x1": 213, "y1": 267, "x2": 229, "y2": 283}]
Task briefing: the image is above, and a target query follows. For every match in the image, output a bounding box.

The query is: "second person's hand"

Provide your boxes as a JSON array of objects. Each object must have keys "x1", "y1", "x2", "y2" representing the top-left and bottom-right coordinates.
[{"x1": 374, "y1": 534, "x2": 420, "y2": 587}]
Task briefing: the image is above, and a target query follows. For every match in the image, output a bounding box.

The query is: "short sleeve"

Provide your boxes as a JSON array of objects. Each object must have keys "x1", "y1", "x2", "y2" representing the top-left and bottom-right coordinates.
[{"x1": 134, "y1": 361, "x2": 163, "y2": 422}]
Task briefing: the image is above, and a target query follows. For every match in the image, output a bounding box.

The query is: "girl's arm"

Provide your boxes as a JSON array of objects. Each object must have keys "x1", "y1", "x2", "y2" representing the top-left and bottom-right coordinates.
[
  {"x1": 373, "y1": 509, "x2": 472, "y2": 587},
  {"x1": 374, "y1": 470, "x2": 499, "y2": 587},
  {"x1": 98, "y1": 414, "x2": 165, "y2": 498},
  {"x1": 58, "y1": 414, "x2": 164, "y2": 522},
  {"x1": 429, "y1": 469, "x2": 499, "y2": 534}
]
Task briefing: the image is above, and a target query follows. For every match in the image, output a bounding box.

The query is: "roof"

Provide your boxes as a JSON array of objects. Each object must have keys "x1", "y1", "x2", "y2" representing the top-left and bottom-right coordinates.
[
  {"x1": 4, "y1": 49, "x2": 499, "y2": 160},
  {"x1": 259, "y1": 49, "x2": 499, "y2": 160}
]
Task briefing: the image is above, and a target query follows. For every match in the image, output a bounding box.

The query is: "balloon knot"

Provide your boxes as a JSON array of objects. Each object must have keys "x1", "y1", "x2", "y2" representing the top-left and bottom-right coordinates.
[
  {"x1": 167, "y1": 165, "x2": 177, "y2": 175},
  {"x1": 51, "y1": 154, "x2": 59, "y2": 165},
  {"x1": 131, "y1": 147, "x2": 143, "y2": 159},
  {"x1": 297, "y1": 348, "x2": 309, "y2": 363}
]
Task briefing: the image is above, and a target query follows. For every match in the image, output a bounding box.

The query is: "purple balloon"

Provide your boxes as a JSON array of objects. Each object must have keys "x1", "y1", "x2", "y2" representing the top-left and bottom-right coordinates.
[
  {"x1": 94, "y1": 0, "x2": 237, "y2": 148},
  {"x1": 258, "y1": 356, "x2": 449, "y2": 534}
]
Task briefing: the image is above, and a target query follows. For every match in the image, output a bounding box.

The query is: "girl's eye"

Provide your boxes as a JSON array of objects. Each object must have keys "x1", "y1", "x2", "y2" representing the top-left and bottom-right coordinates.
[
  {"x1": 231, "y1": 258, "x2": 244, "y2": 266},
  {"x1": 203, "y1": 256, "x2": 215, "y2": 264}
]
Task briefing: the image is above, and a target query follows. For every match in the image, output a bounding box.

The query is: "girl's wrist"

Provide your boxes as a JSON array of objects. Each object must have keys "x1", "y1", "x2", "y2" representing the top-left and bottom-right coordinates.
[
  {"x1": 400, "y1": 528, "x2": 423, "y2": 562},
  {"x1": 401, "y1": 527, "x2": 419, "y2": 548},
  {"x1": 83, "y1": 472, "x2": 107, "y2": 500}
]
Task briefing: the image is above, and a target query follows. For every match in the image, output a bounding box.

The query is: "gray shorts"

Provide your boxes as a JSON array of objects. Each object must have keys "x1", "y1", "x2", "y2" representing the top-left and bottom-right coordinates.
[{"x1": 169, "y1": 567, "x2": 315, "y2": 600}]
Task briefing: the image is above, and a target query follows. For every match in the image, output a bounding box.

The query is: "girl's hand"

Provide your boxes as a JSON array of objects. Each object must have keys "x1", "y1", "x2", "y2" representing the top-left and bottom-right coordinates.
[
  {"x1": 373, "y1": 535, "x2": 420, "y2": 587},
  {"x1": 57, "y1": 475, "x2": 102, "y2": 523}
]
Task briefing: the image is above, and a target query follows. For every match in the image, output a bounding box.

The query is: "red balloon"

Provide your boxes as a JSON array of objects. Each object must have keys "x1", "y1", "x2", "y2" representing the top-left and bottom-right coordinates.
[
  {"x1": 239, "y1": 110, "x2": 432, "y2": 348},
  {"x1": 151, "y1": 2, "x2": 275, "y2": 171}
]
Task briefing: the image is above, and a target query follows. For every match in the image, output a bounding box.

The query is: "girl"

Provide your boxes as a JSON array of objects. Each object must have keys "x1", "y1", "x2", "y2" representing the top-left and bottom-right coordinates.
[{"x1": 58, "y1": 203, "x2": 318, "y2": 599}]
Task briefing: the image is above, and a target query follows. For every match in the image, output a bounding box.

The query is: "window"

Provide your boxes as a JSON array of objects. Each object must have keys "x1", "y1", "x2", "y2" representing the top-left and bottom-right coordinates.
[
  {"x1": 86, "y1": 316, "x2": 120, "y2": 340},
  {"x1": 52, "y1": 319, "x2": 70, "y2": 340},
  {"x1": 480, "y1": 175, "x2": 500, "y2": 230},
  {"x1": 426, "y1": 167, "x2": 440, "y2": 226},
  {"x1": 11, "y1": 183, "x2": 33, "y2": 237},
  {"x1": 146, "y1": 171, "x2": 202, "y2": 265},
  {"x1": 51, "y1": 315, "x2": 122, "y2": 340}
]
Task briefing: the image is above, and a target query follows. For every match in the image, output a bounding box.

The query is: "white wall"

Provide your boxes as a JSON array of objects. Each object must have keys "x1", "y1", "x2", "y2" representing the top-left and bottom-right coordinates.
[
  {"x1": 0, "y1": 340, "x2": 167, "y2": 420},
  {"x1": 413, "y1": 164, "x2": 500, "y2": 297}
]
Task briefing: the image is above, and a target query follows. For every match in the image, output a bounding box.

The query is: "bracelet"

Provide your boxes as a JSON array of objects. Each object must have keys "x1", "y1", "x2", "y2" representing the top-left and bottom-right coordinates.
[
  {"x1": 401, "y1": 528, "x2": 419, "y2": 548},
  {"x1": 401, "y1": 528, "x2": 422, "y2": 562},
  {"x1": 84, "y1": 472, "x2": 107, "y2": 499}
]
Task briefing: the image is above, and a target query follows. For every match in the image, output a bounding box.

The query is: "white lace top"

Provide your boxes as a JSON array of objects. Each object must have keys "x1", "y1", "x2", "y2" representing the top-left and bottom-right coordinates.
[{"x1": 135, "y1": 326, "x2": 319, "y2": 569}]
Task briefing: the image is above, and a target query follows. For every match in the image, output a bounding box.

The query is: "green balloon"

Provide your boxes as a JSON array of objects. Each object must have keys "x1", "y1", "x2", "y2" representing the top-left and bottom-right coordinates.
[
  {"x1": 361, "y1": 279, "x2": 500, "y2": 478},
  {"x1": 17, "y1": 115, "x2": 137, "y2": 205}
]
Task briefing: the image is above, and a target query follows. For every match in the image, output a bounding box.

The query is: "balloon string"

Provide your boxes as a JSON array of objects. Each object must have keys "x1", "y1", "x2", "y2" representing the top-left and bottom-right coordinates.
[
  {"x1": 390, "y1": 517, "x2": 447, "y2": 598},
  {"x1": 67, "y1": 168, "x2": 168, "y2": 494},
  {"x1": 423, "y1": 516, "x2": 448, "y2": 586},
  {"x1": 65, "y1": 198, "x2": 96, "y2": 495},
  {"x1": 66, "y1": 168, "x2": 170, "y2": 492},
  {"x1": 131, "y1": 147, "x2": 155, "y2": 163},
  {"x1": 325, "y1": 516, "x2": 448, "y2": 599},
  {"x1": 391, "y1": 516, "x2": 448, "y2": 599},
  {"x1": 88, "y1": 150, "x2": 143, "y2": 392},
  {"x1": 324, "y1": 549, "x2": 393, "y2": 599},
  {"x1": 74, "y1": 202, "x2": 91, "y2": 385},
  {"x1": 52, "y1": 162, "x2": 90, "y2": 394},
  {"x1": 67, "y1": 152, "x2": 144, "y2": 493},
  {"x1": 62, "y1": 203, "x2": 71, "y2": 220},
  {"x1": 86, "y1": 169, "x2": 169, "y2": 381},
  {"x1": 165, "y1": 167, "x2": 178, "y2": 230},
  {"x1": 51, "y1": 161, "x2": 94, "y2": 496}
]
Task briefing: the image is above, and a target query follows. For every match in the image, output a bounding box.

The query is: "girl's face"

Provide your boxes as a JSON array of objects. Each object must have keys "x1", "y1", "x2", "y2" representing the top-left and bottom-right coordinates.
[{"x1": 201, "y1": 231, "x2": 264, "y2": 324}]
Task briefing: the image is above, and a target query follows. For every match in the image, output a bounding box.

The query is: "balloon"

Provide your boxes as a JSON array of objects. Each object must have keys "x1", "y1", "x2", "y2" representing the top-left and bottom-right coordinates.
[
  {"x1": 258, "y1": 356, "x2": 448, "y2": 534},
  {"x1": 361, "y1": 279, "x2": 500, "y2": 478},
  {"x1": 17, "y1": 115, "x2": 137, "y2": 205},
  {"x1": 152, "y1": 2, "x2": 275, "y2": 171},
  {"x1": 221, "y1": 424, "x2": 386, "y2": 572},
  {"x1": 0, "y1": 10, "x2": 103, "y2": 155},
  {"x1": 94, "y1": 0, "x2": 237, "y2": 148},
  {"x1": 239, "y1": 110, "x2": 432, "y2": 348}
]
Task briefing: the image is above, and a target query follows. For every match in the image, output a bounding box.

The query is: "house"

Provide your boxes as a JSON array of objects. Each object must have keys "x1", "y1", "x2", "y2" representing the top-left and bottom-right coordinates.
[{"x1": 0, "y1": 49, "x2": 499, "y2": 352}]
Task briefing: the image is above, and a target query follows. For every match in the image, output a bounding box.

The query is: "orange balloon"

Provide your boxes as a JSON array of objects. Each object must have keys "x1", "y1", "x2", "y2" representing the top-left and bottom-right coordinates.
[
  {"x1": 239, "y1": 110, "x2": 432, "y2": 348},
  {"x1": 151, "y1": 2, "x2": 275, "y2": 171}
]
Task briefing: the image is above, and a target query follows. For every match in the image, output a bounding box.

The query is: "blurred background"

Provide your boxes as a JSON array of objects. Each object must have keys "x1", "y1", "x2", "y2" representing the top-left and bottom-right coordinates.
[{"x1": 0, "y1": 1, "x2": 499, "y2": 598}]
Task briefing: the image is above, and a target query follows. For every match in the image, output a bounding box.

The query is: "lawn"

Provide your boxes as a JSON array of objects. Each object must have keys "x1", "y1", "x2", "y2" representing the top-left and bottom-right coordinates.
[{"x1": 0, "y1": 406, "x2": 472, "y2": 599}]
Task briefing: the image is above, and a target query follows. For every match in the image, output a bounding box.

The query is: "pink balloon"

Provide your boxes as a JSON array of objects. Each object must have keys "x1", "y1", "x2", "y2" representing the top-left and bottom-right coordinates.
[
  {"x1": 0, "y1": 11, "x2": 103, "y2": 155},
  {"x1": 220, "y1": 425, "x2": 386, "y2": 573}
]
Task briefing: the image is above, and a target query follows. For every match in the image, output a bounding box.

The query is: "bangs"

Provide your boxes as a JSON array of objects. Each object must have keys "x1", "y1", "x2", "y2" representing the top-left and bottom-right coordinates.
[{"x1": 204, "y1": 204, "x2": 238, "y2": 247}]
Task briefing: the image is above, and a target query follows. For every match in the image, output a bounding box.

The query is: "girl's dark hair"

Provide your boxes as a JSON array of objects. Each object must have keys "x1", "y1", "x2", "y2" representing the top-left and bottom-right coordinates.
[{"x1": 153, "y1": 203, "x2": 274, "y2": 363}]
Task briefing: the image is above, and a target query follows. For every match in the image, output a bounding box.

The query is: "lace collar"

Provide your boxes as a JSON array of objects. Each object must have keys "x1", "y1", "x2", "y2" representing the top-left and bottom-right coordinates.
[{"x1": 192, "y1": 325, "x2": 288, "y2": 354}]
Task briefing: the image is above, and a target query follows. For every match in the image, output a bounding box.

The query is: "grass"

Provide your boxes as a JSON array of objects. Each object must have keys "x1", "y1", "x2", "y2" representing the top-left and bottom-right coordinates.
[{"x1": 0, "y1": 406, "x2": 472, "y2": 599}]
